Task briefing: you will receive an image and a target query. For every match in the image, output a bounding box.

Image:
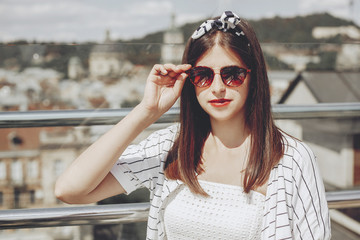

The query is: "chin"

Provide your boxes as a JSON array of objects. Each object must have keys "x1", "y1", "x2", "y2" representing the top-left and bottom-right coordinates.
[
  {"x1": 207, "y1": 109, "x2": 245, "y2": 123},
  {"x1": 208, "y1": 113, "x2": 237, "y2": 122}
]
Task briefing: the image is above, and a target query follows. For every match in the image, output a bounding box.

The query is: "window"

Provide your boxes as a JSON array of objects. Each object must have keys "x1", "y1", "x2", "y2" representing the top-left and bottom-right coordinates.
[
  {"x1": 8, "y1": 132, "x2": 24, "y2": 148},
  {"x1": 14, "y1": 189, "x2": 20, "y2": 208},
  {"x1": 11, "y1": 160, "x2": 23, "y2": 184},
  {"x1": 0, "y1": 161, "x2": 6, "y2": 180},
  {"x1": 30, "y1": 190, "x2": 35, "y2": 204},
  {"x1": 27, "y1": 159, "x2": 39, "y2": 179},
  {"x1": 0, "y1": 192, "x2": 3, "y2": 206},
  {"x1": 54, "y1": 159, "x2": 64, "y2": 177}
]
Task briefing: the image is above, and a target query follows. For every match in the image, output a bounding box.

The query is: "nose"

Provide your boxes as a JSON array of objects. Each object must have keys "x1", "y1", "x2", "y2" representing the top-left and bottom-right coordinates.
[{"x1": 210, "y1": 72, "x2": 226, "y2": 95}]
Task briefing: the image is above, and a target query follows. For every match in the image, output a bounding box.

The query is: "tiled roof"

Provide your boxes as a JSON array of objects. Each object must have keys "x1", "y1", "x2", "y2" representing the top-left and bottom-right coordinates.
[{"x1": 279, "y1": 71, "x2": 360, "y2": 103}]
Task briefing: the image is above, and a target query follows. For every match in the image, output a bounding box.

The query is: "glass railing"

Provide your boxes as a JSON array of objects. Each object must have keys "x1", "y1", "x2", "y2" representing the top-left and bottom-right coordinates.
[
  {"x1": 0, "y1": 103, "x2": 360, "y2": 229},
  {"x1": 1, "y1": 42, "x2": 358, "y2": 113},
  {"x1": 1, "y1": 42, "x2": 359, "y2": 239}
]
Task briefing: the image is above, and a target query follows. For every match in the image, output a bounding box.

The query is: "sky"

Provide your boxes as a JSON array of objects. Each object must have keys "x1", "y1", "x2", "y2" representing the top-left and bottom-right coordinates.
[{"x1": 0, "y1": 0, "x2": 359, "y2": 43}]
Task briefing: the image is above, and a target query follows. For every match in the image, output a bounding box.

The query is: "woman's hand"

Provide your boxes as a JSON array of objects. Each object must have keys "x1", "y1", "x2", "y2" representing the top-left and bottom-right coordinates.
[{"x1": 140, "y1": 63, "x2": 191, "y2": 117}]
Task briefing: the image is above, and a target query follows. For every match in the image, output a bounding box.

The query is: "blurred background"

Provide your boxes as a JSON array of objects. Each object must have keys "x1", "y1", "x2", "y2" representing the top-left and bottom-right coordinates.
[{"x1": 0, "y1": 0, "x2": 359, "y2": 239}]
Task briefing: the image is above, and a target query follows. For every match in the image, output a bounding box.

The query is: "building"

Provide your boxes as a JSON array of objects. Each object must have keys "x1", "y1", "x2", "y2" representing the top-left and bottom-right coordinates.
[
  {"x1": 161, "y1": 13, "x2": 185, "y2": 64},
  {"x1": 278, "y1": 71, "x2": 360, "y2": 188},
  {"x1": 68, "y1": 56, "x2": 85, "y2": 80},
  {"x1": 89, "y1": 30, "x2": 133, "y2": 81},
  {"x1": 336, "y1": 43, "x2": 360, "y2": 71},
  {"x1": 0, "y1": 128, "x2": 42, "y2": 209},
  {"x1": 312, "y1": 26, "x2": 360, "y2": 40},
  {"x1": 0, "y1": 126, "x2": 93, "y2": 240},
  {"x1": 0, "y1": 67, "x2": 64, "y2": 111},
  {"x1": 268, "y1": 70, "x2": 298, "y2": 104},
  {"x1": 262, "y1": 44, "x2": 321, "y2": 71}
]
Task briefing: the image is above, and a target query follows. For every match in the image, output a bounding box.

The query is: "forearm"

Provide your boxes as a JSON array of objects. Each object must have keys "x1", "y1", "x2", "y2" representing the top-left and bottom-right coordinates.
[
  {"x1": 55, "y1": 104, "x2": 159, "y2": 200},
  {"x1": 55, "y1": 63, "x2": 189, "y2": 203}
]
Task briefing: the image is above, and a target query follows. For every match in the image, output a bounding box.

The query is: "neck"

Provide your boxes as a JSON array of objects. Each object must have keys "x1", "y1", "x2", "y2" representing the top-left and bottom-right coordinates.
[{"x1": 209, "y1": 116, "x2": 250, "y2": 149}]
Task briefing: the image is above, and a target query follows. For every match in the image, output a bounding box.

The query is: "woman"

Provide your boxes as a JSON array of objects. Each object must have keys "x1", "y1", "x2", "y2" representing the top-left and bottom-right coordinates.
[{"x1": 55, "y1": 11, "x2": 331, "y2": 239}]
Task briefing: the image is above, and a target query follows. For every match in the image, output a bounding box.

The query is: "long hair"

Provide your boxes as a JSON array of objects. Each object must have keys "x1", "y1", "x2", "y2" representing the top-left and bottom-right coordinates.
[{"x1": 165, "y1": 17, "x2": 284, "y2": 196}]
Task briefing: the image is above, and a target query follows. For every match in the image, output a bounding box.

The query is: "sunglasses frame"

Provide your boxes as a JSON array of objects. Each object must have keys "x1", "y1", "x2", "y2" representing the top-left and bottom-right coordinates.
[{"x1": 186, "y1": 65, "x2": 251, "y2": 88}]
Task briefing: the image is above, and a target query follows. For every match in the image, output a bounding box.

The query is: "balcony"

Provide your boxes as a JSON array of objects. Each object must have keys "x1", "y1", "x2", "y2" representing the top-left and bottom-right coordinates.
[
  {"x1": 0, "y1": 103, "x2": 359, "y2": 239},
  {"x1": 1, "y1": 40, "x2": 360, "y2": 239}
]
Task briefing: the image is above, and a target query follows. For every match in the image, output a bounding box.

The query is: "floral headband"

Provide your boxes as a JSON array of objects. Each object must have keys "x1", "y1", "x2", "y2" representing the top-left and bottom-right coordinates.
[{"x1": 191, "y1": 11, "x2": 245, "y2": 40}]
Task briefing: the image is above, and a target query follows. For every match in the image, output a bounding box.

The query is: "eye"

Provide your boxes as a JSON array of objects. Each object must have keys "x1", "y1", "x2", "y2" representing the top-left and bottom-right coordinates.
[
  {"x1": 191, "y1": 67, "x2": 213, "y2": 87},
  {"x1": 221, "y1": 66, "x2": 247, "y2": 86}
]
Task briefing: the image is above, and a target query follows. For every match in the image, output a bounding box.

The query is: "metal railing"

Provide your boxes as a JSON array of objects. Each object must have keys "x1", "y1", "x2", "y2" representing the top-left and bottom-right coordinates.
[
  {"x1": 0, "y1": 203, "x2": 149, "y2": 229},
  {"x1": 0, "y1": 102, "x2": 360, "y2": 229},
  {"x1": 1, "y1": 103, "x2": 360, "y2": 128},
  {"x1": 0, "y1": 191, "x2": 359, "y2": 229}
]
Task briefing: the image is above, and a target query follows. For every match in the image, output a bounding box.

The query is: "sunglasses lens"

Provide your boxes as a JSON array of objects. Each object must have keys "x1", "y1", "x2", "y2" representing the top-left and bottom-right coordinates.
[
  {"x1": 188, "y1": 66, "x2": 249, "y2": 88},
  {"x1": 189, "y1": 67, "x2": 213, "y2": 87},
  {"x1": 221, "y1": 66, "x2": 247, "y2": 87}
]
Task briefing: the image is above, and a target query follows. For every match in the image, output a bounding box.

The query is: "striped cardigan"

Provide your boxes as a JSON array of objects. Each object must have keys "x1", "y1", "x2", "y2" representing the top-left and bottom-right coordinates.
[{"x1": 110, "y1": 124, "x2": 331, "y2": 239}]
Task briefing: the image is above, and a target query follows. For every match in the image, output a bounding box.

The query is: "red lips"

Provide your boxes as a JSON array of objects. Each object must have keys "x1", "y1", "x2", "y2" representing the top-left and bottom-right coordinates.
[{"x1": 209, "y1": 99, "x2": 232, "y2": 107}]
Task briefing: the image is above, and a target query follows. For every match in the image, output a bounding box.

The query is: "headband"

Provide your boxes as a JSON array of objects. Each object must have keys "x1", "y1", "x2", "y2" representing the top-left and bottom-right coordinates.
[{"x1": 191, "y1": 11, "x2": 245, "y2": 40}]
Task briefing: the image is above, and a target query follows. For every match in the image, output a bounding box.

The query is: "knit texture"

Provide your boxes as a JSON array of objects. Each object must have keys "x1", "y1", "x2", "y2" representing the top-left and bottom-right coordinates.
[{"x1": 164, "y1": 180, "x2": 264, "y2": 240}]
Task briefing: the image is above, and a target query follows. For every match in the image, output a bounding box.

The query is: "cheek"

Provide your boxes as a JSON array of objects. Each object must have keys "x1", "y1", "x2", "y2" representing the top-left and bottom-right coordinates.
[
  {"x1": 194, "y1": 87, "x2": 206, "y2": 100},
  {"x1": 194, "y1": 89, "x2": 209, "y2": 110},
  {"x1": 232, "y1": 83, "x2": 250, "y2": 104},
  {"x1": 241, "y1": 79, "x2": 250, "y2": 97},
  {"x1": 237, "y1": 86, "x2": 248, "y2": 96}
]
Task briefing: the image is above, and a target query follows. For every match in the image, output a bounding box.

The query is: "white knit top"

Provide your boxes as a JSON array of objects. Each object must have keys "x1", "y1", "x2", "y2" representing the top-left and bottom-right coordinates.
[{"x1": 163, "y1": 180, "x2": 265, "y2": 240}]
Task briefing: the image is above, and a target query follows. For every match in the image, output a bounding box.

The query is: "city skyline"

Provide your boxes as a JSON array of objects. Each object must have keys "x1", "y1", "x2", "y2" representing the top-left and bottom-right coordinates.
[{"x1": 0, "y1": 0, "x2": 359, "y2": 43}]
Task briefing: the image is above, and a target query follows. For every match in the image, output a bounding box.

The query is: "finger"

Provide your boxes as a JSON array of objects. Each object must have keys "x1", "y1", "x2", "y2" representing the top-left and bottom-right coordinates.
[
  {"x1": 152, "y1": 64, "x2": 168, "y2": 75},
  {"x1": 173, "y1": 72, "x2": 188, "y2": 94},
  {"x1": 163, "y1": 63, "x2": 177, "y2": 71},
  {"x1": 167, "y1": 64, "x2": 192, "y2": 75},
  {"x1": 153, "y1": 75, "x2": 175, "y2": 84},
  {"x1": 165, "y1": 63, "x2": 190, "y2": 75},
  {"x1": 177, "y1": 72, "x2": 188, "y2": 81},
  {"x1": 162, "y1": 64, "x2": 180, "y2": 77},
  {"x1": 177, "y1": 64, "x2": 192, "y2": 71},
  {"x1": 167, "y1": 70, "x2": 181, "y2": 78}
]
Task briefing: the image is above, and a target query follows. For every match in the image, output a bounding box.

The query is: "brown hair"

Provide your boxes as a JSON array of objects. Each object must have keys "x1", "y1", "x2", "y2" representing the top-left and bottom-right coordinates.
[{"x1": 165, "y1": 17, "x2": 284, "y2": 195}]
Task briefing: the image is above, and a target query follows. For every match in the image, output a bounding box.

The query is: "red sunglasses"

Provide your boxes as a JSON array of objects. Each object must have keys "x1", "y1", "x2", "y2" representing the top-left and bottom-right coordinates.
[{"x1": 186, "y1": 65, "x2": 251, "y2": 88}]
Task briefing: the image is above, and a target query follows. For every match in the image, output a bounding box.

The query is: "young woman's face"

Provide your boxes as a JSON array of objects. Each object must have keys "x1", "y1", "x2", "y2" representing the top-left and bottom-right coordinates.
[{"x1": 194, "y1": 45, "x2": 250, "y2": 124}]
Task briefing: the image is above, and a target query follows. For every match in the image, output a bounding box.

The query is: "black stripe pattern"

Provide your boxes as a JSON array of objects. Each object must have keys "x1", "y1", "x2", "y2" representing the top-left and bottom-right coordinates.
[
  {"x1": 261, "y1": 138, "x2": 331, "y2": 239},
  {"x1": 110, "y1": 125, "x2": 331, "y2": 240}
]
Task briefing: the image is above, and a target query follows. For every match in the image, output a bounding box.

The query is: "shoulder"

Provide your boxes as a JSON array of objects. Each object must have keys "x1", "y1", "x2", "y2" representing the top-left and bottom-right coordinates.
[
  {"x1": 277, "y1": 134, "x2": 321, "y2": 185},
  {"x1": 145, "y1": 123, "x2": 179, "y2": 140},
  {"x1": 121, "y1": 123, "x2": 179, "y2": 157},
  {"x1": 152, "y1": 123, "x2": 180, "y2": 139},
  {"x1": 280, "y1": 134, "x2": 316, "y2": 168},
  {"x1": 137, "y1": 123, "x2": 179, "y2": 147},
  {"x1": 147, "y1": 123, "x2": 179, "y2": 148}
]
